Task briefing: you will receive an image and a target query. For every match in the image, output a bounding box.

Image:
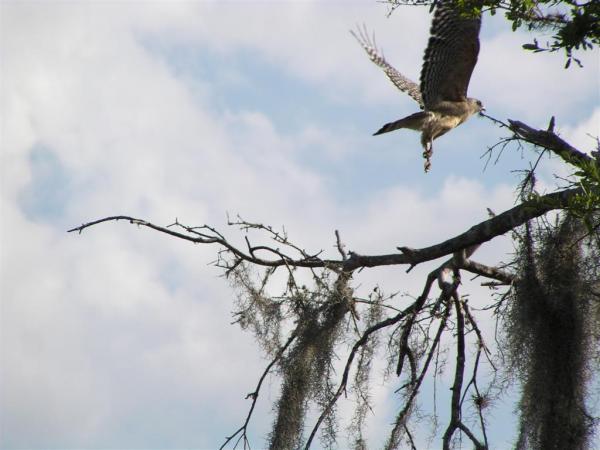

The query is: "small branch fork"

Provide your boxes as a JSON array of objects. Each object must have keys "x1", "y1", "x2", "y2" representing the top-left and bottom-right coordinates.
[
  {"x1": 442, "y1": 295, "x2": 486, "y2": 450},
  {"x1": 382, "y1": 245, "x2": 495, "y2": 449},
  {"x1": 384, "y1": 268, "x2": 458, "y2": 450}
]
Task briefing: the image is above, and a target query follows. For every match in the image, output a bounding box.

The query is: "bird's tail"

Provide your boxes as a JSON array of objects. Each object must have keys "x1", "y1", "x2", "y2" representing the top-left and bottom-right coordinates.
[{"x1": 373, "y1": 111, "x2": 429, "y2": 136}]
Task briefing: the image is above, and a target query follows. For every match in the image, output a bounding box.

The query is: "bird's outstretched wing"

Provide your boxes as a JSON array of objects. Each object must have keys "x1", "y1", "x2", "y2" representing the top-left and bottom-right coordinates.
[
  {"x1": 352, "y1": 25, "x2": 424, "y2": 108},
  {"x1": 420, "y1": 0, "x2": 481, "y2": 109}
]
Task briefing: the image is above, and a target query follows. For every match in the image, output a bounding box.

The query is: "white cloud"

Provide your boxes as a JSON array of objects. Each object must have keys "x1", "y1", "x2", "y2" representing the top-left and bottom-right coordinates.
[
  {"x1": 562, "y1": 107, "x2": 600, "y2": 154},
  {"x1": 475, "y1": 30, "x2": 599, "y2": 123}
]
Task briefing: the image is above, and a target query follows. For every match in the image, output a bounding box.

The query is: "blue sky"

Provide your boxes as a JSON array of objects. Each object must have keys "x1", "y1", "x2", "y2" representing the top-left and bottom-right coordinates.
[{"x1": 1, "y1": 1, "x2": 599, "y2": 449}]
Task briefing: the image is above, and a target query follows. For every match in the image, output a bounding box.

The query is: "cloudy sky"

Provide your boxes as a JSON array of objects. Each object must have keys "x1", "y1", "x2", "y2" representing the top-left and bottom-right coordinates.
[{"x1": 1, "y1": 1, "x2": 598, "y2": 449}]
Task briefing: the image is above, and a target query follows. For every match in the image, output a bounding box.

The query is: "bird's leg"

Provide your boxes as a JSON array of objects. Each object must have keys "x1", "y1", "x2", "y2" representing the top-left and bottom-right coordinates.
[{"x1": 422, "y1": 141, "x2": 433, "y2": 172}]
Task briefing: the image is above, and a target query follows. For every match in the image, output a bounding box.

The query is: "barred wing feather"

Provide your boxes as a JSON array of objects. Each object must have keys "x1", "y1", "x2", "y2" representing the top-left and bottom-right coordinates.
[
  {"x1": 352, "y1": 26, "x2": 424, "y2": 109},
  {"x1": 420, "y1": 1, "x2": 481, "y2": 108}
]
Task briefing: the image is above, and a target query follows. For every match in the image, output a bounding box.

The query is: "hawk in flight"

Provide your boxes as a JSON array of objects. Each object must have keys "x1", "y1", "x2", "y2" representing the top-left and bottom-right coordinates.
[{"x1": 353, "y1": 1, "x2": 483, "y2": 172}]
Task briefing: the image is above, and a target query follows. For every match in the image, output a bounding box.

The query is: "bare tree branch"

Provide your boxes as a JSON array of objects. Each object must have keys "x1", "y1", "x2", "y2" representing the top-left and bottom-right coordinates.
[
  {"x1": 460, "y1": 258, "x2": 514, "y2": 284},
  {"x1": 385, "y1": 300, "x2": 453, "y2": 450},
  {"x1": 442, "y1": 293, "x2": 486, "y2": 450},
  {"x1": 67, "y1": 187, "x2": 580, "y2": 276},
  {"x1": 220, "y1": 329, "x2": 299, "y2": 450},
  {"x1": 508, "y1": 119, "x2": 596, "y2": 167}
]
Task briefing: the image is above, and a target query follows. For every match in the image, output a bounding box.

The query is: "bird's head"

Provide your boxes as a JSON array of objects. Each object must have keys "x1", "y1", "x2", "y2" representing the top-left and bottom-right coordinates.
[
  {"x1": 469, "y1": 98, "x2": 485, "y2": 114},
  {"x1": 467, "y1": 98, "x2": 485, "y2": 115}
]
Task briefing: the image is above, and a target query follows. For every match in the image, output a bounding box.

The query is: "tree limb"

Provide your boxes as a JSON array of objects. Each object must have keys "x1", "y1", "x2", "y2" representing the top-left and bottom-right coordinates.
[
  {"x1": 508, "y1": 119, "x2": 596, "y2": 168},
  {"x1": 67, "y1": 187, "x2": 581, "y2": 275}
]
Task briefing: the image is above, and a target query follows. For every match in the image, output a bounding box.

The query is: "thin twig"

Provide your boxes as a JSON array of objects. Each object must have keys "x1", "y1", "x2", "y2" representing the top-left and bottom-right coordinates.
[
  {"x1": 303, "y1": 305, "x2": 415, "y2": 450},
  {"x1": 220, "y1": 329, "x2": 299, "y2": 450}
]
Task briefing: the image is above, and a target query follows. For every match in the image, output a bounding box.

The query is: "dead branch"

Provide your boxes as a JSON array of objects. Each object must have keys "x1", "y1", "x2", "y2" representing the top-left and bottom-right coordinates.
[
  {"x1": 460, "y1": 259, "x2": 514, "y2": 284},
  {"x1": 67, "y1": 186, "x2": 579, "y2": 277},
  {"x1": 460, "y1": 336, "x2": 490, "y2": 450},
  {"x1": 442, "y1": 295, "x2": 486, "y2": 450},
  {"x1": 508, "y1": 119, "x2": 596, "y2": 168},
  {"x1": 385, "y1": 299, "x2": 453, "y2": 450}
]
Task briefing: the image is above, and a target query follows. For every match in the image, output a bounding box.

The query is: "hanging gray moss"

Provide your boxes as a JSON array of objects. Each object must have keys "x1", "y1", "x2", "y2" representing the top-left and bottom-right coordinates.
[
  {"x1": 267, "y1": 280, "x2": 349, "y2": 450},
  {"x1": 506, "y1": 215, "x2": 599, "y2": 450}
]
